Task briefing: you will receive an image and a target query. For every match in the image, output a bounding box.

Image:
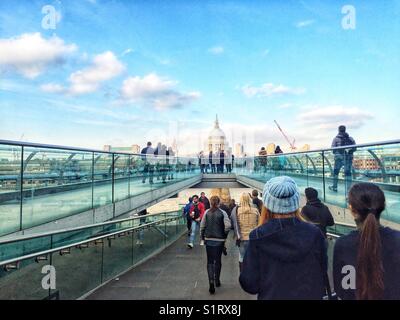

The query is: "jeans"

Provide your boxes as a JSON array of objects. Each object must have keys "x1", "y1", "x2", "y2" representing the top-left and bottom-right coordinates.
[
  {"x1": 142, "y1": 164, "x2": 154, "y2": 184},
  {"x1": 188, "y1": 220, "x2": 199, "y2": 244},
  {"x1": 332, "y1": 154, "x2": 353, "y2": 191},
  {"x1": 238, "y1": 240, "x2": 249, "y2": 263},
  {"x1": 205, "y1": 241, "x2": 224, "y2": 284}
]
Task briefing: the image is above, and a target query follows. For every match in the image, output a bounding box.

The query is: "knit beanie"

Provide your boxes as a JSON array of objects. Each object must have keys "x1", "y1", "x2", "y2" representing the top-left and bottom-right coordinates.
[{"x1": 262, "y1": 176, "x2": 300, "y2": 214}]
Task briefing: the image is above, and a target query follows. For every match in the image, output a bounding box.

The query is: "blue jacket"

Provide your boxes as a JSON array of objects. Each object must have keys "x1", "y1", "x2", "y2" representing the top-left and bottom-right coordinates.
[{"x1": 239, "y1": 218, "x2": 327, "y2": 300}]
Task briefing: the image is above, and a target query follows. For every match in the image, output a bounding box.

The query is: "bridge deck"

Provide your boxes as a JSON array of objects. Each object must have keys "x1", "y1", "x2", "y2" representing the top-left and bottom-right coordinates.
[{"x1": 86, "y1": 234, "x2": 255, "y2": 300}]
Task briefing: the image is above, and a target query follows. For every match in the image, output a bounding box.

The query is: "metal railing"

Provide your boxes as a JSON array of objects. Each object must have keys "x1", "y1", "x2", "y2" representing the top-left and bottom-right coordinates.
[{"x1": 0, "y1": 209, "x2": 187, "y2": 300}]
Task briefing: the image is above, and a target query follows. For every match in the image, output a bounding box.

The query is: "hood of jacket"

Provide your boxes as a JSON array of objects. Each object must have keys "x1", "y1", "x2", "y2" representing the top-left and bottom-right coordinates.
[
  {"x1": 250, "y1": 218, "x2": 321, "y2": 262},
  {"x1": 306, "y1": 198, "x2": 324, "y2": 208}
]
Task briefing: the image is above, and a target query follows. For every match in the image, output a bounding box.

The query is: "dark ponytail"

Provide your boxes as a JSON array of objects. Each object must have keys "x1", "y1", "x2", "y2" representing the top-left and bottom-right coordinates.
[{"x1": 348, "y1": 183, "x2": 385, "y2": 300}]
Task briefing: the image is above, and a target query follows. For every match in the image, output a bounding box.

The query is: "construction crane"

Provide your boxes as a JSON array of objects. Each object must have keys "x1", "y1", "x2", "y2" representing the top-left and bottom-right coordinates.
[{"x1": 274, "y1": 120, "x2": 297, "y2": 151}]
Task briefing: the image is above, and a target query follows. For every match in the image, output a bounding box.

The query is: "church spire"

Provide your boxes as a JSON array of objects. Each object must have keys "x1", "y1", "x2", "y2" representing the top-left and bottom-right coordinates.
[{"x1": 214, "y1": 114, "x2": 219, "y2": 128}]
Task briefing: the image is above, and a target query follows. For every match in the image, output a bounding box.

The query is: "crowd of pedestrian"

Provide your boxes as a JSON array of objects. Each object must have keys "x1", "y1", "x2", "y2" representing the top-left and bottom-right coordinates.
[
  {"x1": 198, "y1": 149, "x2": 235, "y2": 174},
  {"x1": 183, "y1": 175, "x2": 400, "y2": 299},
  {"x1": 140, "y1": 141, "x2": 177, "y2": 184}
]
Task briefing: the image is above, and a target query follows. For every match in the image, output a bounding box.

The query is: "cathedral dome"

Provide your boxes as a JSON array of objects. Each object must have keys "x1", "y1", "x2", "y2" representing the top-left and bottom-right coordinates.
[{"x1": 206, "y1": 115, "x2": 228, "y2": 152}]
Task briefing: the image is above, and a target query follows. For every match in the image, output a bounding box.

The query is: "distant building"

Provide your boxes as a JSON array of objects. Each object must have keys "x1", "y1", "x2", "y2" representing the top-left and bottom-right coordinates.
[
  {"x1": 353, "y1": 158, "x2": 380, "y2": 170},
  {"x1": 235, "y1": 143, "x2": 244, "y2": 157},
  {"x1": 103, "y1": 144, "x2": 141, "y2": 154}
]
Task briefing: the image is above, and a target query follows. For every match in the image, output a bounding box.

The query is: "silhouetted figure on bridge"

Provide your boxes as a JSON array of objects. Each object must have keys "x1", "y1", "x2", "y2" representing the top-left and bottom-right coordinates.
[
  {"x1": 141, "y1": 142, "x2": 155, "y2": 184},
  {"x1": 329, "y1": 125, "x2": 356, "y2": 193}
]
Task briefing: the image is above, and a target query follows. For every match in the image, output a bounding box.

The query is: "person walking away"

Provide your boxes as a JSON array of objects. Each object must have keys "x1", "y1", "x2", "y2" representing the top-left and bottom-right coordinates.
[
  {"x1": 140, "y1": 142, "x2": 155, "y2": 184},
  {"x1": 159, "y1": 144, "x2": 168, "y2": 183},
  {"x1": 200, "y1": 196, "x2": 232, "y2": 294},
  {"x1": 225, "y1": 148, "x2": 232, "y2": 173},
  {"x1": 183, "y1": 197, "x2": 193, "y2": 236},
  {"x1": 212, "y1": 150, "x2": 219, "y2": 174},
  {"x1": 239, "y1": 176, "x2": 327, "y2": 300},
  {"x1": 154, "y1": 142, "x2": 162, "y2": 181},
  {"x1": 333, "y1": 183, "x2": 400, "y2": 300},
  {"x1": 250, "y1": 190, "x2": 263, "y2": 213},
  {"x1": 187, "y1": 195, "x2": 206, "y2": 248},
  {"x1": 231, "y1": 193, "x2": 260, "y2": 272},
  {"x1": 200, "y1": 192, "x2": 210, "y2": 210},
  {"x1": 329, "y1": 125, "x2": 356, "y2": 193},
  {"x1": 228, "y1": 199, "x2": 237, "y2": 215},
  {"x1": 219, "y1": 150, "x2": 225, "y2": 173},
  {"x1": 209, "y1": 150, "x2": 214, "y2": 173},
  {"x1": 199, "y1": 151, "x2": 206, "y2": 174},
  {"x1": 301, "y1": 187, "x2": 334, "y2": 237}
]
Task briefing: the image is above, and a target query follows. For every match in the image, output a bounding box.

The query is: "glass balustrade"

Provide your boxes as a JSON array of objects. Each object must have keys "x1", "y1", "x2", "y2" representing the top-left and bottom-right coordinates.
[
  {"x1": 0, "y1": 210, "x2": 186, "y2": 300},
  {"x1": 234, "y1": 141, "x2": 400, "y2": 227},
  {"x1": 0, "y1": 141, "x2": 200, "y2": 237}
]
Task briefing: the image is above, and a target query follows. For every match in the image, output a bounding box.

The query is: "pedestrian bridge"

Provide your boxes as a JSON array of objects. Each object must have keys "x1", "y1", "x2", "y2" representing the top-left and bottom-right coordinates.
[{"x1": 0, "y1": 139, "x2": 399, "y2": 299}]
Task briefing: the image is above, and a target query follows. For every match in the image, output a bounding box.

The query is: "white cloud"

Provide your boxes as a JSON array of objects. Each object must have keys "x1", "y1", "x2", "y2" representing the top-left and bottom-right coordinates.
[
  {"x1": 41, "y1": 51, "x2": 125, "y2": 95},
  {"x1": 241, "y1": 83, "x2": 306, "y2": 98},
  {"x1": 296, "y1": 20, "x2": 315, "y2": 28},
  {"x1": 121, "y1": 48, "x2": 133, "y2": 57},
  {"x1": 208, "y1": 46, "x2": 224, "y2": 55},
  {"x1": 0, "y1": 32, "x2": 77, "y2": 78},
  {"x1": 297, "y1": 105, "x2": 374, "y2": 130},
  {"x1": 40, "y1": 83, "x2": 65, "y2": 94},
  {"x1": 120, "y1": 73, "x2": 200, "y2": 110}
]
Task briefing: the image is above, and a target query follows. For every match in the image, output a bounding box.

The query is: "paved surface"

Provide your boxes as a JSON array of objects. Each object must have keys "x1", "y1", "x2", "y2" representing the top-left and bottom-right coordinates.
[{"x1": 87, "y1": 234, "x2": 255, "y2": 300}]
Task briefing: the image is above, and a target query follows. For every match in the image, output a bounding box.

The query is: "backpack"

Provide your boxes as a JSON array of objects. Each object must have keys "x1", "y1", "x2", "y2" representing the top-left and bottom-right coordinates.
[{"x1": 337, "y1": 135, "x2": 356, "y2": 155}]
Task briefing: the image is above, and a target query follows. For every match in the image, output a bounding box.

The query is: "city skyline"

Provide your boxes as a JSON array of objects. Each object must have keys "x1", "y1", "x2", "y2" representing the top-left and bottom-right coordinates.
[{"x1": 1, "y1": 0, "x2": 399, "y2": 155}]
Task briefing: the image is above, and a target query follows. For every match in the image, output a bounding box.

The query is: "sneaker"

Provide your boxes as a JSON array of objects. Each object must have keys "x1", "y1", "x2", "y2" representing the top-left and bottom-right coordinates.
[
  {"x1": 222, "y1": 246, "x2": 227, "y2": 256},
  {"x1": 328, "y1": 186, "x2": 338, "y2": 192},
  {"x1": 187, "y1": 243, "x2": 194, "y2": 249}
]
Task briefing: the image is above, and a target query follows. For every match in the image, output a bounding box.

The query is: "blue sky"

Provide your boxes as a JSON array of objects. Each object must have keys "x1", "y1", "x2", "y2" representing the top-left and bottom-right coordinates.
[{"x1": 0, "y1": 0, "x2": 399, "y2": 155}]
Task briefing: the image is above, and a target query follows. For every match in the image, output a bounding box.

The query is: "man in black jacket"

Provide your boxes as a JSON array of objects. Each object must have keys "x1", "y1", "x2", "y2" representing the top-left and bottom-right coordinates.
[
  {"x1": 329, "y1": 125, "x2": 356, "y2": 193},
  {"x1": 301, "y1": 188, "x2": 334, "y2": 237}
]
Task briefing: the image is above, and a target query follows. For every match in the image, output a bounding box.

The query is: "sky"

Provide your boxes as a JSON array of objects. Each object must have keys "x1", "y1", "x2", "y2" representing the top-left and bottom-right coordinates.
[{"x1": 0, "y1": 0, "x2": 399, "y2": 155}]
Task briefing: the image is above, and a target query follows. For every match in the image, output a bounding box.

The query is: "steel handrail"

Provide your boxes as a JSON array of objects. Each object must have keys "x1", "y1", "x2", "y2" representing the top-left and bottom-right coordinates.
[
  {"x1": 0, "y1": 209, "x2": 182, "y2": 245},
  {"x1": 0, "y1": 215, "x2": 182, "y2": 267}
]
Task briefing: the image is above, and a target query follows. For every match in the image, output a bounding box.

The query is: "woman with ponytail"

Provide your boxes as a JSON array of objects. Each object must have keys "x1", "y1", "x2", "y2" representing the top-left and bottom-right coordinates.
[{"x1": 333, "y1": 182, "x2": 400, "y2": 300}]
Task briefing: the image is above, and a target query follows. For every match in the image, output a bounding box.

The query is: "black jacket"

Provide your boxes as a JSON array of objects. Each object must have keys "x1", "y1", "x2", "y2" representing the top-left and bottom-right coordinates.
[
  {"x1": 301, "y1": 199, "x2": 334, "y2": 237},
  {"x1": 200, "y1": 208, "x2": 231, "y2": 240},
  {"x1": 239, "y1": 218, "x2": 327, "y2": 300},
  {"x1": 252, "y1": 197, "x2": 263, "y2": 213},
  {"x1": 333, "y1": 227, "x2": 400, "y2": 300},
  {"x1": 199, "y1": 196, "x2": 210, "y2": 210}
]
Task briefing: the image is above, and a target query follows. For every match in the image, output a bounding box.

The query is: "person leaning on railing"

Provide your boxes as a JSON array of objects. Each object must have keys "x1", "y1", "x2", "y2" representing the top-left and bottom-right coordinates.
[
  {"x1": 333, "y1": 182, "x2": 400, "y2": 300},
  {"x1": 239, "y1": 176, "x2": 328, "y2": 300}
]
